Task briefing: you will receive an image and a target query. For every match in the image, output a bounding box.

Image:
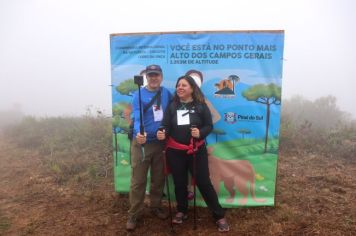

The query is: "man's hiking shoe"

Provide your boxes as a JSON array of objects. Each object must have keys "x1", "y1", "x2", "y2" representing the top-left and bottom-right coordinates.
[
  {"x1": 216, "y1": 218, "x2": 230, "y2": 232},
  {"x1": 126, "y1": 216, "x2": 137, "y2": 231},
  {"x1": 151, "y1": 207, "x2": 169, "y2": 220},
  {"x1": 172, "y1": 212, "x2": 188, "y2": 224}
]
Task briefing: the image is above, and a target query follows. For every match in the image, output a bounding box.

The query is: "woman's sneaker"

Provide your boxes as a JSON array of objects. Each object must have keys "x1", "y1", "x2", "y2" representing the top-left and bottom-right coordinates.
[
  {"x1": 216, "y1": 218, "x2": 230, "y2": 232},
  {"x1": 172, "y1": 212, "x2": 188, "y2": 224},
  {"x1": 187, "y1": 191, "x2": 194, "y2": 200}
]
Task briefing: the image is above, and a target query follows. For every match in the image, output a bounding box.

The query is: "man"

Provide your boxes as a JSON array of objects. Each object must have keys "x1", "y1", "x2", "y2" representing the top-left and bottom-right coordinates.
[{"x1": 126, "y1": 64, "x2": 172, "y2": 231}]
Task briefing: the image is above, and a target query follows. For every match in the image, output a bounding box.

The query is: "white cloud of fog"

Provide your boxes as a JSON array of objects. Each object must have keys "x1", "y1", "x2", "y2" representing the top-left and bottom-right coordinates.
[{"x1": 0, "y1": 0, "x2": 355, "y2": 117}]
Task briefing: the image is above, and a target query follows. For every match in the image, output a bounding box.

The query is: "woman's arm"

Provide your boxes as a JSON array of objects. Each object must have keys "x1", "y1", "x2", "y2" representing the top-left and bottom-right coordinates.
[
  {"x1": 160, "y1": 102, "x2": 173, "y2": 137},
  {"x1": 198, "y1": 103, "x2": 213, "y2": 139}
]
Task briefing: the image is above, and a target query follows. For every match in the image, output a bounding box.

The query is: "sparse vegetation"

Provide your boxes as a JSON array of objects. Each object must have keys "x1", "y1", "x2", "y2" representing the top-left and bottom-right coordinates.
[
  {"x1": 0, "y1": 216, "x2": 11, "y2": 234},
  {"x1": 3, "y1": 108, "x2": 113, "y2": 184},
  {"x1": 280, "y1": 95, "x2": 356, "y2": 161}
]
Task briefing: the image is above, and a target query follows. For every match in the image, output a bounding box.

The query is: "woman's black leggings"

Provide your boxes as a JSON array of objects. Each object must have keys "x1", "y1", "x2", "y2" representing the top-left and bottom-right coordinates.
[{"x1": 166, "y1": 146, "x2": 225, "y2": 220}]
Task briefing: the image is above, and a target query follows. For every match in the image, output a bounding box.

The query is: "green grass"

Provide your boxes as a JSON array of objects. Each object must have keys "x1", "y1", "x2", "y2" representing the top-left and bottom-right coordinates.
[
  {"x1": 211, "y1": 138, "x2": 279, "y2": 159},
  {"x1": 0, "y1": 216, "x2": 11, "y2": 234},
  {"x1": 112, "y1": 135, "x2": 280, "y2": 207},
  {"x1": 206, "y1": 138, "x2": 279, "y2": 207},
  {"x1": 113, "y1": 133, "x2": 132, "y2": 192}
]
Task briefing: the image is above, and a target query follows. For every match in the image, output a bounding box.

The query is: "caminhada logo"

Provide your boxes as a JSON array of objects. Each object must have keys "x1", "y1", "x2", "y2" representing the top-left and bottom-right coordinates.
[
  {"x1": 214, "y1": 75, "x2": 240, "y2": 98},
  {"x1": 224, "y1": 112, "x2": 237, "y2": 124}
]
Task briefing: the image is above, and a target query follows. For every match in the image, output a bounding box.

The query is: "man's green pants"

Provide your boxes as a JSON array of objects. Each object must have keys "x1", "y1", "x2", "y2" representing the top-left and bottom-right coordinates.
[{"x1": 128, "y1": 139, "x2": 165, "y2": 218}]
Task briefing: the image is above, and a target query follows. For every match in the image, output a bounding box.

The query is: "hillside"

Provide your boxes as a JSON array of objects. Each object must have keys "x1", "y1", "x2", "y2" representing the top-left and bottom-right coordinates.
[{"x1": 0, "y1": 134, "x2": 354, "y2": 235}]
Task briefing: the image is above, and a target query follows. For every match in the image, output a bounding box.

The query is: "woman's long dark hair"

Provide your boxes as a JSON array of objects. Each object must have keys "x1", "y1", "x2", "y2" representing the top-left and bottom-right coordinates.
[{"x1": 173, "y1": 75, "x2": 206, "y2": 105}]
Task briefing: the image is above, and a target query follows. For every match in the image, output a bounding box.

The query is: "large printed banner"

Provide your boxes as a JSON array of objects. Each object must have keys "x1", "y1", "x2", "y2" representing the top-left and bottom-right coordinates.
[{"x1": 110, "y1": 31, "x2": 284, "y2": 207}]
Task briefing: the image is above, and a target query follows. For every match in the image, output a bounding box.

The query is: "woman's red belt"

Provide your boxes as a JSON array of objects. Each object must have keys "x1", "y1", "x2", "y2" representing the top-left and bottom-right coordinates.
[{"x1": 165, "y1": 137, "x2": 205, "y2": 154}]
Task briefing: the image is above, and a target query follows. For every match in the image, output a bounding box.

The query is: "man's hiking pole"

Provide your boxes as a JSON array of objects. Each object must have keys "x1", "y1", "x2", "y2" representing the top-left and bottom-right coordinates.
[
  {"x1": 159, "y1": 126, "x2": 175, "y2": 234},
  {"x1": 134, "y1": 75, "x2": 145, "y2": 161},
  {"x1": 191, "y1": 124, "x2": 198, "y2": 230}
]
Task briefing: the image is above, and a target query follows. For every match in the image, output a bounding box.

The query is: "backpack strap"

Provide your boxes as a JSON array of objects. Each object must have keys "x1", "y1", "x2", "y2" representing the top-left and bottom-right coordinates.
[
  {"x1": 128, "y1": 88, "x2": 161, "y2": 140},
  {"x1": 143, "y1": 88, "x2": 161, "y2": 113}
]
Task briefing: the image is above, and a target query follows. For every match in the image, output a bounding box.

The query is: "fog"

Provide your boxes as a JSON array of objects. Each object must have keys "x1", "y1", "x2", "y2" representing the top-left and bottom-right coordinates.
[{"x1": 0, "y1": 0, "x2": 355, "y2": 117}]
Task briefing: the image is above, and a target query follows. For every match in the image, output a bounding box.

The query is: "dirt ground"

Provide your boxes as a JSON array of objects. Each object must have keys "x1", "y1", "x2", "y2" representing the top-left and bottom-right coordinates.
[{"x1": 0, "y1": 137, "x2": 355, "y2": 236}]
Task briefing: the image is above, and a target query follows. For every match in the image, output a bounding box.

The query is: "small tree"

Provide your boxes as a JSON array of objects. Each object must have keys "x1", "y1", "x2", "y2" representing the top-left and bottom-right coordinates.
[
  {"x1": 238, "y1": 128, "x2": 251, "y2": 139},
  {"x1": 211, "y1": 129, "x2": 226, "y2": 143},
  {"x1": 228, "y1": 75, "x2": 240, "y2": 93},
  {"x1": 242, "y1": 83, "x2": 281, "y2": 153},
  {"x1": 112, "y1": 102, "x2": 131, "y2": 154},
  {"x1": 116, "y1": 79, "x2": 137, "y2": 96}
]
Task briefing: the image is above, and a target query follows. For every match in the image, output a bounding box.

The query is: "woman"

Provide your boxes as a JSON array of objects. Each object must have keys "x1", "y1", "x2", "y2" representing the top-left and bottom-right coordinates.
[{"x1": 157, "y1": 75, "x2": 229, "y2": 232}]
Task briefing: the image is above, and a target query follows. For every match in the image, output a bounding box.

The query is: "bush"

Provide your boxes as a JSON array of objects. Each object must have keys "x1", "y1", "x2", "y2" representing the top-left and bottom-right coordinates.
[
  {"x1": 280, "y1": 96, "x2": 356, "y2": 160},
  {"x1": 3, "y1": 110, "x2": 113, "y2": 183},
  {"x1": 280, "y1": 95, "x2": 356, "y2": 161}
]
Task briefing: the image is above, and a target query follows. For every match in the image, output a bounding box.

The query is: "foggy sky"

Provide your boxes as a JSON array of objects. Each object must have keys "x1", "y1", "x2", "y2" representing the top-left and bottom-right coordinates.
[{"x1": 1, "y1": 0, "x2": 355, "y2": 117}]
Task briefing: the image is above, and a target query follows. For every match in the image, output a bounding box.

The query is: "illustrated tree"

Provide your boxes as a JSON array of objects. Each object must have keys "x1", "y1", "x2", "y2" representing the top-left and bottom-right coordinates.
[
  {"x1": 211, "y1": 129, "x2": 226, "y2": 143},
  {"x1": 238, "y1": 128, "x2": 251, "y2": 139},
  {"x1": 228, "y1": 75, "x2": 240, "y2": 93},
  {"x1": 115, "y1": 79, "x2": 137, "y2": 96},
  {"x1": 112, "y1": 118, "x2": 119, "y2": 165},
  {"x1": 114, "y1": 78, "x2": 136, "y2": 132},
  {"x1": 242, "y1": 83, "x2": 281, "y2": 153},
  {"x1": 112, "y1": 102, "x2": 131, "y2": 157}
]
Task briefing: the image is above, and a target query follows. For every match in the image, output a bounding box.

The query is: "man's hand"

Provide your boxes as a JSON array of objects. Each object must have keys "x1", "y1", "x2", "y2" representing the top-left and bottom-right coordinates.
[
  {"x1": 157, "y1": 129, "x2": 166, "y2": 140},
  {"x1": 136, "y1": 132, "x2": 147, "y2": 144}
]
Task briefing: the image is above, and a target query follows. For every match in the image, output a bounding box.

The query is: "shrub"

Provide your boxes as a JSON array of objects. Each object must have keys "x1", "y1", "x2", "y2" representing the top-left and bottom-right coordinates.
[
  {"x1": 280, "y1": 95, "x2": 356, "y2": 161},
  {"x1": 3, "y1": 110, "x2": 113, "y2": 184}
]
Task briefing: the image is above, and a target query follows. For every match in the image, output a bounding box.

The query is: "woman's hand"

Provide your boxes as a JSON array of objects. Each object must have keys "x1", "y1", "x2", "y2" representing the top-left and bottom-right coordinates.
[
  {"x1": 136, "y1": 132, "x2": 147, "y2": 144},
  {"x1": 157, "y1": 129, "x2": 166, "y2": 140},
  {"x1": 191, "y1": 127, "x2": 200, "y2": 139}
]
